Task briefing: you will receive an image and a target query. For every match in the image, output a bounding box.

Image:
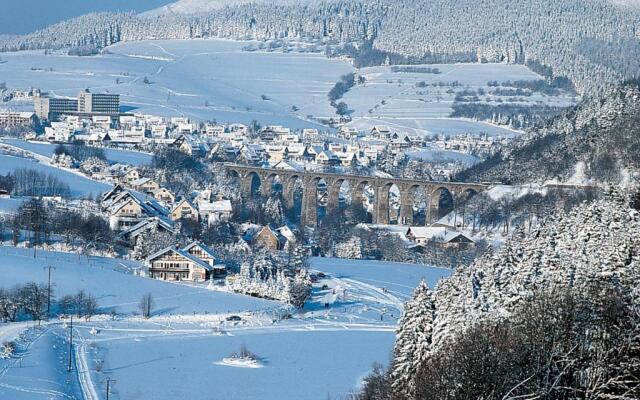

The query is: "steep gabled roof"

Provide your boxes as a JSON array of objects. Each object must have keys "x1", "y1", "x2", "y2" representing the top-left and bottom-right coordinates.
[
  {"x1": 172, "y1": 198, "x2": 197, "y2": 213},
  {"x1": 120, "y1": 216, "x2": 177, "y2": 239},
  {"x1": 181, "y1": 241, "x2": 220, "y2": 261}
]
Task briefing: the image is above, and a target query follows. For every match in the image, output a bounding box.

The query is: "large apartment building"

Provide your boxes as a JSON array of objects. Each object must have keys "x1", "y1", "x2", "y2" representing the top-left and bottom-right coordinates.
[
  {"x1": 34, "y1": 90, "x2": 119, "y2": 120},
  {"x1": 34, "y1": 95, "x2": 78, "y2": 120},
  {"x1": 0, "y1": 111, "x2": 36, "y2": 126},
  {"x1": 77, "y1": 90, "x2": 120, "y2": 114}
]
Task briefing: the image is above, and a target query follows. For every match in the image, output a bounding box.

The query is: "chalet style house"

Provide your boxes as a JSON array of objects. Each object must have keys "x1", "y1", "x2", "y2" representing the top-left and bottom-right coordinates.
[
  {"x1": 146, "y1": 242, "x2": 226, "y2": 282},
  {"x1": 170, "y1": 198, "x2": 199, "y2": 222},
  {"x1": 243, "y1": 225, "x2": 296, "y2": 251},
  {"x1": 101, "y1": 184, "x2": 177, "y2": 245}
]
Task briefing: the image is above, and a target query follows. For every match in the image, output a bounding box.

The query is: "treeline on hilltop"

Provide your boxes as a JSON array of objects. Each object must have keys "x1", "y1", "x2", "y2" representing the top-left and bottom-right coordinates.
[{"x1": 0, "y1": 0, "x2": 639, "y2": 93}]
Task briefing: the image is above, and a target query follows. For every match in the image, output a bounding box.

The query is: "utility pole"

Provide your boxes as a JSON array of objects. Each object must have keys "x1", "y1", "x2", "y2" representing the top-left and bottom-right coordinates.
[
  {"x1": 67, "y1": 316, "x2": 73, "y2": 372},
  {"x1": 106, "y1": 378, "x2": 116, "y2": 400},
  {"x1": 45, "y1": 265, "x2": 54, "y2": 319}
]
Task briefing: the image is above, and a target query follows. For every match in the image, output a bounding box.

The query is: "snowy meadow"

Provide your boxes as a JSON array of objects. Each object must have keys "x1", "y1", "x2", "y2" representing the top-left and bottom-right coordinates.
[
  {"x1": 0, "y1": 38, "x2": 574, "y2": 138},
  {"x1": 0, "y1": 247, "x2": 450, "y2": 399}
]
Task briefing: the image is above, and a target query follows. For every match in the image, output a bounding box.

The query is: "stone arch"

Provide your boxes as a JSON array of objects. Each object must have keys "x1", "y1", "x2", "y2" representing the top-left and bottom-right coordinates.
[
  {"x1": 261, "y1": 172, "x2": 285, "y2": 198},
  {"x1": 326, "y1": 178, "x2": 349, "y2": 215},
  {"x1": 282, "y1": 174, "x2": 304, "y2": 222},
  {"x1": 352, "y1": 180, "x2": 374, "y2": 223},
  {"x1": 399, "y1": 184, "x2": 421, "y2": 225},
  {"x1": 226, "y1": 168, "x2": 241, "y2": 180},
  {"x1": 301, "y1": 176, "x2": 323, "y2": 227},
  {"x1": 242, "y1": 171, "x2": 262, "y2": 197},
  {"x1": 376, "y1": 182, "x2": 397, "y2": 225},
  {"x1": 428, "y1": 186, "x2": 454, "y2": 223},
  {"x1": 283, "y1": 174, "x2": 302, "y2": 208},
  {"x1": 457, "y1": 187, "x2": 478, "y2": 204}
]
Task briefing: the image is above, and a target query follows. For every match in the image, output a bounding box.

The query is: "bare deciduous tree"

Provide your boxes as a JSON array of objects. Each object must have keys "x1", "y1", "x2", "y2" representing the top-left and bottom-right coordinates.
[{"x1": 139, "y1": 293, "x2": 154, "y2": 319}]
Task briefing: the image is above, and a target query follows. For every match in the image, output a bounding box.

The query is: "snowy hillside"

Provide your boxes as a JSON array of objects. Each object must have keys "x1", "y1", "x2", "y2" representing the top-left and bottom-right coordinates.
[
  {"x1": 1, "y1": 139, "x2": 152, "y2": 166},
  {"x1": 1, "y1": 0, "x2": 639, "y2": 94},
  {"x1": 457, "y1": 81, "x2": 640, "y2": 184},
  {"x1": 0, "y1": 246, "x2": 451, "y2": 399}
]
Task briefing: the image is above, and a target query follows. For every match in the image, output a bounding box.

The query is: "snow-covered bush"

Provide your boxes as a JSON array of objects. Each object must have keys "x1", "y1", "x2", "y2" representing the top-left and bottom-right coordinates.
[
  {"x1": 0, "y1": 341, "x2": 15, "y2": 359},
  {"x1": 333, "y1": 236, "x2": 363, "y2": 259},
  {"x1": 228, "y1": 251, "x2": 311, "y2": 308},
  {"x1": 52, "y1": 153, "x2": 75, "y2": 168}
]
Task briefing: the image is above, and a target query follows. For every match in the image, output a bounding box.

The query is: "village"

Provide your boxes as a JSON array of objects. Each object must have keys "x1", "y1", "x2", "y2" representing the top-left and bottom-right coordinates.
[{"x1": 0, "y1": 87, "x2": 504, "y2": 298}]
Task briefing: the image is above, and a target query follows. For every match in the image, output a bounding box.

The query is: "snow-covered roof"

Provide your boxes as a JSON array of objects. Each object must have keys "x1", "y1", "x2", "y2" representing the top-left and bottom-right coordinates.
[
  {"x1": 120, "y1": 216, "x2": 177, "y2": 239},
  {"x1": 406, "y1": 226, "x2": 473, "y2": 243},
  {"x1": 276, "y1": 226, "x2": 297, "y2": 242},
  {"x1": 105, "y1": 189, "x2": 171, "y2": 220},
  {"x1": 181, "y1": 241, "x2": 220, "y2": 261},
  {"x1": 172, "y1": 198, "x2": 197, "y2": 212},
  {"x1": 130, "y1": 177, "x2": 152, "y2": 186},
  {"x1": 272, "y1": 160, "x2": 304, "y2": 171}
]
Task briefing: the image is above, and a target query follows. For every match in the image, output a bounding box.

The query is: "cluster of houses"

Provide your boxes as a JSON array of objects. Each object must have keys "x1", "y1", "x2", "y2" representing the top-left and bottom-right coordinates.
[
  {"x1": 142, "y1": 224, "x2": 299, "y2": 283},
  {"x1": 433, "y1": 133, "x2": 510, "y2": 157},
  {"x1": 100, "y1": 173, "x2": 234, "y2": 243}
]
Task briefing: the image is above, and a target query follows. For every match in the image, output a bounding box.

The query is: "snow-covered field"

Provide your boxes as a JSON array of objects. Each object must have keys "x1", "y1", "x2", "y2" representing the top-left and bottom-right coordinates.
[
  {"x1": 0, "y1": 39, "x2": 573, "y2": 138},
  {"x1": 81, "y1": 328, "x2": 393, "y2": 400},
  {"x1": 0, "y1": 39, "x2": 352, "y2": 129},
  {"x1": 0, "y1": 246, "x2": 276, "y2": 315},
  {"x1": 0, "y1": 247, "x2": 451, "y2": 399},
  {"x1": 343, "y1": 63, "x2": 577, "y2": 138},
  {"x1": 0, "y1": 154, "x2": 110, "y2": 198},
  {"x1": 0, "y1": 138, "x2": 153, "y2": 166},
  {"x1": 310, "y1": 257, "x2": 450, "y2": 299}
]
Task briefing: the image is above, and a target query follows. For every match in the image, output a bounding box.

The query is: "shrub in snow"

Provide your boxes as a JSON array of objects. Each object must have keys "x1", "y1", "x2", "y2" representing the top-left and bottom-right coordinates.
[
  {"x1": 0, "y1": 341, "x2": 15, "y2": 359},
  {"x1": 58, "y1": 290, "x2": 98, "y2": 320},
  {"x1": 52, "y1": 153, "x2": 76, "y2": 168},
  {"x1": 333, "y1": 236, "x2": 363, "y2": 259},
  {"x1": 229, "y1": 344, "x2": 258, "y2": 361},
  {"x1": 139, "y1": 293, "x2": 154, "y2": 319}
]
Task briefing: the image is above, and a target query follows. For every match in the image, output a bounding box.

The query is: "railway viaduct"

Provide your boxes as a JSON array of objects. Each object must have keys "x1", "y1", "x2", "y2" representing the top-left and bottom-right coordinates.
[{"x1": 225, "y1": 164, "x2": 489, "y2": 227}]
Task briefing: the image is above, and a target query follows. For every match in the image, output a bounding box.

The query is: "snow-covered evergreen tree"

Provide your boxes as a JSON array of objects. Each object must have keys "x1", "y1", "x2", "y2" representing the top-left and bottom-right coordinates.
[
  {"x1": 132, "y1": 227, "x2": 176, "y2": 260},
  {"x1": 333, "y1": 236, "x2": 363, "y2": 259},
  {"x1": 391, "y1": 280, "x2": 435, "y2": 399},
  {"x1": 263, "y1": 196, "x2": 284, "y2": 225}
]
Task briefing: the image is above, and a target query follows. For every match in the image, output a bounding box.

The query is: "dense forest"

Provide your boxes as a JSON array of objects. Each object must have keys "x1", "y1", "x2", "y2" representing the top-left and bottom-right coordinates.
[
  {"x1": 0, "y1": 0, "x2": 639, "y2": 93},
  {"x1": 355, "y1": 187, "x2": 640, "y2": 399},
  {"x1": 456, "y1": 80, "x2": 640, "y2": 184}
]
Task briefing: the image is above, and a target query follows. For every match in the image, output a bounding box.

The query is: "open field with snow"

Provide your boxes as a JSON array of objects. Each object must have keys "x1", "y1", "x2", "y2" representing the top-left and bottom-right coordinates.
[
  {"x1": 0, "y1": 39, "x2": 574, "y2": 138},
  {"x1": 0, "y1": 246, "x2": 277, "y2": 315},
  {"x1": 76, "y1": 327, "x2": 393, "y2": 400},
  {"x1": 343, "y1": 63, "x2": 578, "y2": 137},
  {"x1": 0, "y1": 247, "x2": 450, "y2": 399},
  {"x1": 0, "y1": 138, "x2": 153, "y2": 166},
  {"x1": 0, "y1": 154, "x2": 110, "y2": 198}
]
